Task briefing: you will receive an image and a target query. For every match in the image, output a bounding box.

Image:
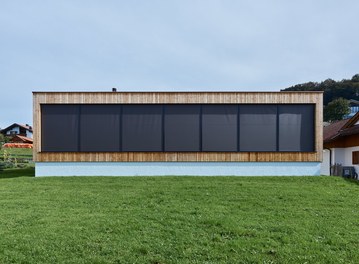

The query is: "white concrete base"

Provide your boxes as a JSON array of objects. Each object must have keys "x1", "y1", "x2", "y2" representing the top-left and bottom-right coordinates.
[{"x1": 35, "y1": 162, "x2": 321, "y2": 176}]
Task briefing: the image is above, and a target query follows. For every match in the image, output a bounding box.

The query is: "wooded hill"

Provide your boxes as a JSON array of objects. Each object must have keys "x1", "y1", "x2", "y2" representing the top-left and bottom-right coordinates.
[{"x1": 282, "y1": 74, "x2": 359, "y2": 105}]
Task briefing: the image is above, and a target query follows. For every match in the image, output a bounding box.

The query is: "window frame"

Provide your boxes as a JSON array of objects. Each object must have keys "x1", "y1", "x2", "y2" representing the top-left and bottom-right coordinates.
[
  {"x1": 40, "y1": 103, "x2": 316, "y2": 153},
  {"x1": 352, "y1": 151, "x2": 359, "y2": 164}
]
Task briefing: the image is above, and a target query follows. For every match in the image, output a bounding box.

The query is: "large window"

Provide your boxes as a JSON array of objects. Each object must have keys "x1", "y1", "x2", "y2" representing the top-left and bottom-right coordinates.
[
  {"x1": 202, "y1": 105, "x2": 238, "y2": 151},
  {"x1": 164, "y1": 105, "x2": 201, "y2": 151},
  {"x1": 122, "y1": 105, "x2": 163, "y2": 151},
  {"x1": 42, "y1": 105, "x2": 80, "y2": 152},
  {"x1": 278, "y1": 105, "x2": 314, "y2": 151},
  {"x1": 41, "y1": 104, "x2": 315, "y2": 152},
  {"x1": 80, "y1": 105, "x2": 121, "y2": 152},
  {"x1": 240, "y1": 105, "x2": 277, "y2": 151}
]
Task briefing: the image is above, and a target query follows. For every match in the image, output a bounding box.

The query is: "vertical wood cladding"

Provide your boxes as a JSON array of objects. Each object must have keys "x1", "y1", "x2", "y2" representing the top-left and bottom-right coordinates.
[{"x1": 33, "y1": 92, "x2": 323, "y2": 162}]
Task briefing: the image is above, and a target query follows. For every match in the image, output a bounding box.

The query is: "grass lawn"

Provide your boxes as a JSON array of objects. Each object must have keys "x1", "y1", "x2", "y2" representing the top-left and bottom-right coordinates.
[{"x1": 0, "y1": 170, "x2": 358, "y2": 263}]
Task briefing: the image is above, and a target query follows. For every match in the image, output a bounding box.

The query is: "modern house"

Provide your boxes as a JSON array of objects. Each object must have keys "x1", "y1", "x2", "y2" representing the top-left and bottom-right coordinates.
[
  {"x1": 33, "y1": 91, "x2": 323, "y2": 176},
  {"x1": 1, "y1": 123, "x2": 33, "y2": 138},
  {"x1": 321, "y1": 112, "x2": 359, "y2": 175}
]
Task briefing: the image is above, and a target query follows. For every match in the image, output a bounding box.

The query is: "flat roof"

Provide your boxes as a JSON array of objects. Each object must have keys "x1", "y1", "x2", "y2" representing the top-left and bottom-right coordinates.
[{"x1": 33, "y1": 91, "x2": 324, "y2": 94}]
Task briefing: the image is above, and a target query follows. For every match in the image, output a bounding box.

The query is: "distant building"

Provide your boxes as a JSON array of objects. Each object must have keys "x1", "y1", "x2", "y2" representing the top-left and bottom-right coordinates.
[
  {"x1": 344, "y1": 99, "x2": 359, "y2": 118},
  {"x1": 321, "y1": 112, "x2": 359, "y2": 176},
  {"x1": 1, "y1": 123, "x2": 33, "y2": 138}
]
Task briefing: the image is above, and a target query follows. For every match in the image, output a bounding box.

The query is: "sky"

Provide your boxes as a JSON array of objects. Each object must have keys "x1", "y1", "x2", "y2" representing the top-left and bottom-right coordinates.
[{"x1": 0, "y1": 0, "x2": 358, "y2": 128}]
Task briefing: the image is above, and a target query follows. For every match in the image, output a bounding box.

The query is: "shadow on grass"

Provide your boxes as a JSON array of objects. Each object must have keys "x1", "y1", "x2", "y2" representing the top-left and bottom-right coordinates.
[
  {"x1": 343, "y1": 177, "x2": 359, "y2": 186},
  {"x1": 0, "y1": 167, "x2": 35, "y2": 179}
]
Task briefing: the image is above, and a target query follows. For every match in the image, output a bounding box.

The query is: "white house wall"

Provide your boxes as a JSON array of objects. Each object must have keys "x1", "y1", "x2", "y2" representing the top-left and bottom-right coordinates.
[
  {"x1": 321, "y1": 149, "x2": 330, "y2": 175},
  {"x1": 340, "y1": 146, "x2": 359, "y2": 172},
  {"x1": 27, "y1": 131, "x2": 33, "y2": 138},
  {"x1": 332, "y1": 148, "x2": 346, "y2": 165},
  {"x1": 6, "y1": 127, "x2": 19, "y2": 135},
  {"x1": 327, "y1": 147, "x2": 359, "y2": 175}
]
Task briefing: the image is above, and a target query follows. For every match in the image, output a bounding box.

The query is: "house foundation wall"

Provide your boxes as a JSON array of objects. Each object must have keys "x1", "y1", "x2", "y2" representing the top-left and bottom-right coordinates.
[{"x1": 35, "y1": 162, "x2": 321, "y2": 177}]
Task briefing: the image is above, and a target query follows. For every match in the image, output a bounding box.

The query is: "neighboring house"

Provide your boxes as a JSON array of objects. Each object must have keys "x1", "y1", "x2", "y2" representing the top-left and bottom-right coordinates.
[
  {"x1": 33, "y1": 91, "x2": 323, "y2": 177},
  {"x1": 10, "y1": 135, "x2": 33, "y2": 144},
  {"x1": 321, "y1": 112, "x2": 359, "y2": 175},
  {"x1": 1, "y1": 123, "x2": 33, "y2": 138}
]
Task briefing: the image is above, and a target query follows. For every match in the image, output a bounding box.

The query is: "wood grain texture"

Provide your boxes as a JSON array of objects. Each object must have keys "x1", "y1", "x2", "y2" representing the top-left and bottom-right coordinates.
[
  {"x1": 33, "y1": 91, "x2": 323, "y2": 162},
  {"x1": 315, "y1": 95, "x2": 323, "y2": 161},
  {"x1": 324, "y1": 134, "x2": 359, "y2": 149},
  {"x1": 33, "y1": 91, "x2": 321, "y2": 104},
  {"x1": 35, "y1": 152, "x2": 319, "y2": 162}
]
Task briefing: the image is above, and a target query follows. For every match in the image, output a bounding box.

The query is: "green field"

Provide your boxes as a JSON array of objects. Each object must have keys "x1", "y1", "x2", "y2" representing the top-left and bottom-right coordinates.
[
  {"x1": 0, "y1": 147, "x2": 33, "y2": 157},
  {"x1": 0, "y1": 170, "x2": 358, "y2": 263}
]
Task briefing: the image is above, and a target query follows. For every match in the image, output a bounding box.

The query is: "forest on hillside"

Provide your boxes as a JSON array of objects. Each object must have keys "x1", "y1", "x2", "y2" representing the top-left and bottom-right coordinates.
[{"x1": 282, "y1": 74, "x2": 359, "y2": 106}]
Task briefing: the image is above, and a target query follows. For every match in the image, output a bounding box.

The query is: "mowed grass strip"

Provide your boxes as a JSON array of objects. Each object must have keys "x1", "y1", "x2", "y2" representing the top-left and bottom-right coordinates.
[{"x1": 0, "y1": 173, "x2": 358, "y2": 263}]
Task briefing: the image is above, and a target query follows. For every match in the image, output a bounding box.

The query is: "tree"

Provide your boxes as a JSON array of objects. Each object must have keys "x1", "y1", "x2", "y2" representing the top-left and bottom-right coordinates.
[
  {"x1": 352, "y1": 74, "x2": 359, "y2": 82},
  {"x1": 0, "y1": 134, "x2": 10, "y2": 146},
  {"x1": 324, "y1": 98, "x2": 350, "y2": 122},
  {"x1": 0, "y1": 133, "x2": 5, "y2": 144},
  {"x1": 282, "y1": 73, "x2": 359, "y2": 105}
]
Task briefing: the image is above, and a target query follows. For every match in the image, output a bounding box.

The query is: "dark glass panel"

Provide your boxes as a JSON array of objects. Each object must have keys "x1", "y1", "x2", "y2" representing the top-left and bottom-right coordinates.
[
  {"x1": 122, "y1": 105, "x2": 163, "y2": 151},
  {"x1": 41, "y1": 104, "x2": 79, "y2": 152},
  {"x1": 202, "y1": 105, "x2": 238, "y2": 151},
  {"x1": 239, "y1": 105, "x2": 277, "y2": 151},
  {"x1": 279, "y1": 105, "x2": 314, "y2": 151},
  {"x1": 164, "y1": 105, "x2": 201, "y2": 151},
  {"x1": 80, "y1": 105, "x2": 121, "y2": 151}
]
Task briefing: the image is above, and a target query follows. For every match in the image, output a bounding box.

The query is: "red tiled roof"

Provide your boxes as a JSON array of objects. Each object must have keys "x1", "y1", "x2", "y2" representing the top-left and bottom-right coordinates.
[
  {"x1": 19, "y1": 124, "x2": 33, "y2": 131},
  {"x1": 323, "y1": 119, "x2": 349, "y2": 142},
  {"x1": 324, "y1": 111, "x2": 359, "y2": 143},
  {"x1": 3, "y1": 143, "x2": 33, "y2": 148},
  {"x1": 337, "y1": 125, "x2": 359, "y2": 137},
  {"x1": 10, "y1": 135, "x2": 33, "y2": 143}
]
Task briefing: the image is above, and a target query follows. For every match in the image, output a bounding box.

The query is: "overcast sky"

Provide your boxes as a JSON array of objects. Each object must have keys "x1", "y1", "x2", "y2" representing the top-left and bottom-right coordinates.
[{"x1": 0, "y1": 0, "x2": 358, "y2": 128}]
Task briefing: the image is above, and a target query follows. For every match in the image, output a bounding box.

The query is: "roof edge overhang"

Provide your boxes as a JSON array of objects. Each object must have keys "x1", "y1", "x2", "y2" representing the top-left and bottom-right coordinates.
[{"x1": 32, "y1": 91, "x2": 324, "y2": 94}]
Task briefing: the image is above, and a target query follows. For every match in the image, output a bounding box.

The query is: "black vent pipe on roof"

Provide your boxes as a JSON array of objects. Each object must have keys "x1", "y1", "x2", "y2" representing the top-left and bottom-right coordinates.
[{"x1": 112, "y1": 88, "x2": 117, "y2": 92}]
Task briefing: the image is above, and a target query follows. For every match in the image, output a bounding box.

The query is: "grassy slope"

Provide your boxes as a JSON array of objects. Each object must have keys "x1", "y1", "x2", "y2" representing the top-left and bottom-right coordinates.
[
  {"x1": 0, "y1": 148, "x2": 33, "y2": 167},
  {"x1": 0, "y1": 173, "x2": 358, "y2": 263},
  {"x1": 0, "y1": 147, "x2": 32, "y2": 157}
]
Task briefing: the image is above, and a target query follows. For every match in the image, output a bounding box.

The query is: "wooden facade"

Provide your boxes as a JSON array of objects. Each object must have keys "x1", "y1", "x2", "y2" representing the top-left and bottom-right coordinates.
[
  {"x1": 324, "y1": 133, "x2": 359, "y2": 149},
  {"x1": 33, "y1": 91, "x2": 323, "y2": 162}
]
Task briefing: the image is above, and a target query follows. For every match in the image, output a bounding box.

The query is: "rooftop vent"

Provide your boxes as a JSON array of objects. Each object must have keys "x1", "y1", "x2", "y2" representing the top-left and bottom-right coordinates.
[{"x1": 112, "y1": 88, "x2": 117, "y2": 92}]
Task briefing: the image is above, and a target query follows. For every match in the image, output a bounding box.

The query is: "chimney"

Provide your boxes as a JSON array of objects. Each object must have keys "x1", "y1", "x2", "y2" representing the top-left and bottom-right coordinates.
[{"x1": 112, "y1": 88, "x2": 117, "y2": 92}]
